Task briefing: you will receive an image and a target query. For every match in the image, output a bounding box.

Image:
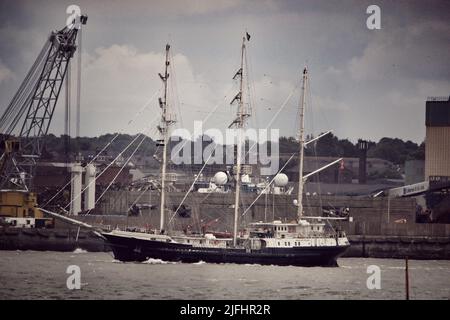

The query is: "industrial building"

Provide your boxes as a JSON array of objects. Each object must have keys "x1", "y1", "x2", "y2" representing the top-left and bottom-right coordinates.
[{"x1": 425, "y1": 96, "x2": 450, "y2": 180}]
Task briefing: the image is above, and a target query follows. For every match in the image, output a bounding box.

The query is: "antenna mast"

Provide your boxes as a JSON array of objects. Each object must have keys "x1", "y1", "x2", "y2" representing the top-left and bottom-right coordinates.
[{"x1": 297, "y1": 67, "x2": 308, "y2": 220}]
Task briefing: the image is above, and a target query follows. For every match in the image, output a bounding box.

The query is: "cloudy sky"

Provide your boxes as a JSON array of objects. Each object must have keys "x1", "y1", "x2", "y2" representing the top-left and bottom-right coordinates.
[{"x1": 0, "y1": 0, "x2": 449, "y2": 144}]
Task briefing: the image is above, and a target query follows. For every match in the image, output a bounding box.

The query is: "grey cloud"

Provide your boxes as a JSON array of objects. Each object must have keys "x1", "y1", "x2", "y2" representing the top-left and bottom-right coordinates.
[
  {"x1": 349, "y1": 21, "x2": 450, "y2": 81},
  {"x1": 0, "y1": 0, "x2": 448, "y2": 144},
  {"x1": 0, "y1": 59, "x2": 14, "y2": 83}
]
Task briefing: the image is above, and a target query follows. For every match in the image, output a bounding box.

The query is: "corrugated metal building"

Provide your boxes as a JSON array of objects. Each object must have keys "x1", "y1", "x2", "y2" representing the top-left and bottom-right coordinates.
[{"x1": 425, "y1": 96, "x2": 450, "y2": 180}]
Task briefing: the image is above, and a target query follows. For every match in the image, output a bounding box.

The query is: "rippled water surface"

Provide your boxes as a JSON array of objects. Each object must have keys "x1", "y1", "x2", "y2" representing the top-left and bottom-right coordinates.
[{"x1": 0, "y1": 251, "x2": 449, "y2": 299}]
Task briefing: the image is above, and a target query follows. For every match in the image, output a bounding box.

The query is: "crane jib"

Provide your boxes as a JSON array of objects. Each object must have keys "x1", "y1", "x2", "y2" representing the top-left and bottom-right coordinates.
[{"x1": 0, "y1": 17, "x2": 87, "y2": 191}]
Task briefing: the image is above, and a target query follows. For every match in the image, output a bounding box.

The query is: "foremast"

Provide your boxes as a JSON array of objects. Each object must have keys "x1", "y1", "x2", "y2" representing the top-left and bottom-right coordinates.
[
  {"x1": 231, "y1": 34, "x2": 250, "y2": 246},
  {"x1": 157, "y1": 44, "x2": 176, "y2": 233},
  {"x1": 297, "y1": 67, "x2": 308, "y2": 221}
]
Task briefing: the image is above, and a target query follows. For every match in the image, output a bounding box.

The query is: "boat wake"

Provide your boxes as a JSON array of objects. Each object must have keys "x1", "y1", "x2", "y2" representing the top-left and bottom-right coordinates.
[
  {"x1": 72, "y1": 248, "x2": 88, "y2": 254},
  {"x1": 143, "y1": 258, "x2": 176, "y2": 265},
  {"x1": 244, "y1": 263, "x2": 263, "y2": 267}
]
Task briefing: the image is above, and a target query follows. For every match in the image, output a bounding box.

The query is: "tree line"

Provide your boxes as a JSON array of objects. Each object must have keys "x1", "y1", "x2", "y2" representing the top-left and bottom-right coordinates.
[
  {"x1": 40, "y1": 133, "x2": 425, "y2": 166},
  {"x1": 280, "y1": 134, "x2": 424, "y2": 165}
]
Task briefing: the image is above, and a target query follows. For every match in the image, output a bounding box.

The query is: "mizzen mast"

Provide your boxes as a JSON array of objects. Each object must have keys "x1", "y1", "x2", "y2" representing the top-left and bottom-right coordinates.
[{"x1": 297, "y1": 67, "x2": 308, "y2": 220}]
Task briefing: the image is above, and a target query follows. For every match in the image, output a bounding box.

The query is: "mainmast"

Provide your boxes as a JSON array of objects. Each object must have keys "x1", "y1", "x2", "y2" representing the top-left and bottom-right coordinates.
[
  {"x1": 297, "y1": 67, "x2": 308, "y2": 220},
  {"x1": 157, "y1": 44, "x2": 175, "y2": 233},
  {"x1": 231, "y1": 34, "x2": 250, "y2": 246}
]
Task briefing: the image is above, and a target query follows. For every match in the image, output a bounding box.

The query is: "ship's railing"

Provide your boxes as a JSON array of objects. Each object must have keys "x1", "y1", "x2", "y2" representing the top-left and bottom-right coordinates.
[{"x1": 252, "y1": 231, "x2": 341, "y2": 239}]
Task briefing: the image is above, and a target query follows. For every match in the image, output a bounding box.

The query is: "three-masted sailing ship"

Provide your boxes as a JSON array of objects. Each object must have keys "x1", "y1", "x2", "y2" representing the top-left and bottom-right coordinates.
[{"x1": 101, "y1": 36, "x2": 350, "y2": 267}]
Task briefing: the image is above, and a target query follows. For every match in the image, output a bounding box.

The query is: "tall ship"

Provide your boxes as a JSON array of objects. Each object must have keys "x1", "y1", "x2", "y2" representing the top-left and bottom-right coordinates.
[{"x1": 101, "y1": 35, "x2": 350, "y2": 266}]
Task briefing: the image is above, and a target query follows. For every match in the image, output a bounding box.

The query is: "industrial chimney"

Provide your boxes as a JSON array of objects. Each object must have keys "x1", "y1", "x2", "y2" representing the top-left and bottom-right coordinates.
[{"x1": 358, "y1": 139, "x2": 369, "y2": 184}]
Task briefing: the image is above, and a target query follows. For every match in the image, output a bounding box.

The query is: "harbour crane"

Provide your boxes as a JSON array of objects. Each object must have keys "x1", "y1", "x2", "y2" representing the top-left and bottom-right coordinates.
[{"x1": 0, "y1": 15, "x2": 87, "y2": 191}]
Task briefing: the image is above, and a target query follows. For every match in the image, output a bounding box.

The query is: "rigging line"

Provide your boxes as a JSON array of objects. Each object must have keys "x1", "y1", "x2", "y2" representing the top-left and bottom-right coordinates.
[
  {"x1": 76, "y1": 27, "x2": 82, "y2": 138},
  {"x1": 135, "y1": 126, "x2": 158, "y2": 159},
  {"x1": 203, "y1": 85, "x2": 235, "y2": 123},
  {"x1": 103, "y1": 126, "x2": 162, "y2": 214},
  {"x1": 3, "y1": 64, "x2": 38, "y2": 132},
  {"x1": 168, "y1": 87, "x2": 251, "y2": 230},
  {"x1": 245, "y1": 44, "x2": 258, "y2": 129},
  {"x1": 305, "y1": 71, "x2": 324, "y2": 211},
  {"x1": 125, "y1": 184, "x2": 157, "y2": 215},
  {"x1": 3, "y1": 53, "x2": 48, "y2": 135},
  {"x1": 241, "y1": 153, "x2": 296, "y2": 218},
  {"x1": 309, "y1": 81, "x2": 324, "y2": 212},
  {"x1": 244, "y1": 84, "x2": 299, "y2": 159},
  {"x1": 187, "y1": 108, "x2": 230, "y2": 115},
  {"x1": 126, "y1": 87, "x2": 163, "y2": 126},
  {"x1": 168, "y1": 188, "x2": 215, "y2": 234},
  {"x1": 167, "y1": 148, "x2": 217, "y2": 228},
  {"x1": 305, "y1": 188, "x2": 312, "y2": 216},
  {"x1": 42, "y1": 88, "x2": 161, "y2": 207},
  {"x1": 167, "y1": 141, "x2": 218, "y2": 225},
  {"x1": 0, "y1": 41, "x2": 50, "y2": 131},
  {"x1": 167, "y1": 64, "x2": 257, "y2": 227},
  {"x1": 165, "y1": 84, "x2": 235, "y2": 161},
  {"x1": 63, "y1": 122, "x2": 155, "y2": 211},
  {"x1": 304, "y1": 68, "x2": 313, "y2": 138},
  {"x1": 199, "y1": 190, "x2": 214, "y2": 204},
  {"x1": 187, "y1": 167, "x2": 211, "y2": 232},
  {"x1": 86, "y1": 134, "x2": 148, "y2": 215},
  {"x1": 168, "y1": 48, "x2": 183, "y2": 129},
  {"x1": 309, "y1": 71, "x2": 332, "y2": 134},
  {"x1": 168, "y1": 67, "x2": 298, "y2": 228},
  {"x1": 64, "y1": 132, "x2": 144, "y2": 211}
]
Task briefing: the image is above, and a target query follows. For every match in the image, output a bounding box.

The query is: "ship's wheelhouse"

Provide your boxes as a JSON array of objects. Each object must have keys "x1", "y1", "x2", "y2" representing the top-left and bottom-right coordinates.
[{"x1": 248, "y1": 220, "x2": 327, "y2": 239}]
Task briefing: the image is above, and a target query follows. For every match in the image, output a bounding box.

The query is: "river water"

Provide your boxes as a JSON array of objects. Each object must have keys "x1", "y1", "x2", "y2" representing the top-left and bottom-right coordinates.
[{"x1": 0, "y1": 250, "x2": 448, "y2": 300}]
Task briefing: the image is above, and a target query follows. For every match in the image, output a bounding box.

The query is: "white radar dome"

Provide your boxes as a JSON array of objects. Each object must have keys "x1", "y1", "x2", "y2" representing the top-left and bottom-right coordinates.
[
  {"x1": 213, "y1": 171, "x2": 228, "y2": 185},
  {"x1": 274, "y1": 173, "x2": 288, "y2": 187}
]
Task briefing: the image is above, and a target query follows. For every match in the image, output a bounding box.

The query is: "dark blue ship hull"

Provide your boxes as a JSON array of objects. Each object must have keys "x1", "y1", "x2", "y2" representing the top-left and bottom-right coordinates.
[{"x1": 103, "y1": 233, "x2": 349, "y2": 267}]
